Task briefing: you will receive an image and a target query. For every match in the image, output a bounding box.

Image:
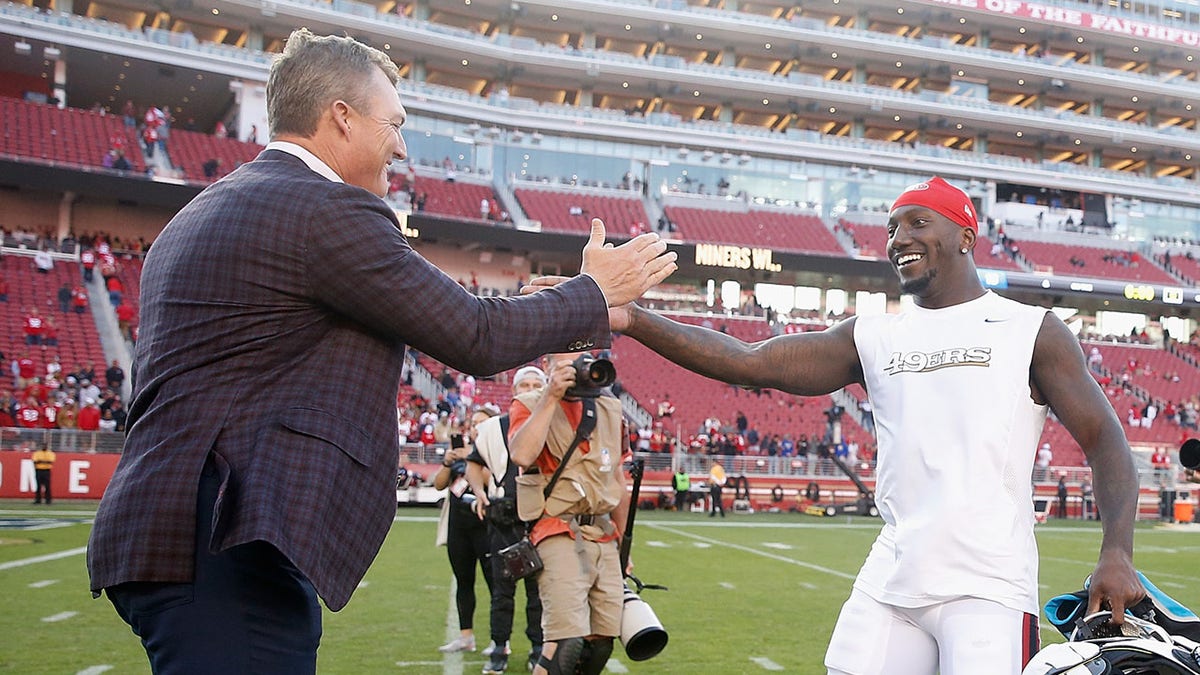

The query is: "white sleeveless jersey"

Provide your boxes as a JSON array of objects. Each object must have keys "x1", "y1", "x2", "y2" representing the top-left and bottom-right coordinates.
[{"x1": 852, "y1": 291, "x2": 1049, "y2": 614}]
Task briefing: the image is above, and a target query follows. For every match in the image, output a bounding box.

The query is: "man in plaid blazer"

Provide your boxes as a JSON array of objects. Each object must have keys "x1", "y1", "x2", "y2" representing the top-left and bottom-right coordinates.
[{"x1": 87, "y1": 29, "x2": 676, "y2": 673}]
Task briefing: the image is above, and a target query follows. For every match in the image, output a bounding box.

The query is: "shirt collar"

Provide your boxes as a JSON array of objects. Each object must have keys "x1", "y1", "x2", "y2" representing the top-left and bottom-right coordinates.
[{"x1": 265, "y1": 141, "x2": 343, "y2": 184}]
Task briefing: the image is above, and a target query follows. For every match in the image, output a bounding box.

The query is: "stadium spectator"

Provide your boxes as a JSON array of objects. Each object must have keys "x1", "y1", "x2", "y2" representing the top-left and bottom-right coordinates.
[
  {"x1": 115, "y1": 302, "x2": 136, "y2": 340},
  {"x1": 80, "y1": 248, "x2": 96, "y2": 282},
  {"x1": 42, "y1": 317, "x2": 58, "y2": 347},
  {"x1": 1036, "y1": 442, "x2": 1053, "y2": 481},
  {"x1": 1150, "y1": 448, "x2": 1172, "y2": 478},
  {"x1": 16, "y1": 396, "x2": 42, "y2": 428},
  {"x1": 58, "y1": 282, "x2": 72, "y2": 313},
  {"x1": 105, "y1": 360, "x2": 125, "y2": 392},
  {"x1": 85, "y1": 28, "x2": 675, "y2": 675},
  {"x1": 78, "y1": 379, "x2": 100, "y2": 406},
  {"x1": 15, "y1": 353, "x2": 35, "y2": 388},
  {"x1": 34, "y1": 248, "x2": 54, "y2": 273},
  {"x1": 76, "y1": 400, "x2": 100, "y2": 431},
  {"x1": 106, "y1": 275, "x2": 124, "y2": 307},
  {"x1": 98, "y1": 409, "x2": 117, "y2": 432},
  {"x1": 604, "y1": 176, "x2": 1143, "y2": 673},
  {"x1": 23, "y1": 309, "x2": 45, "y2": 345},
  {"x1": 71, "y1": 285, "x2": 88, "y2": 314},
  {"x1": 202, "y1": 158, "x2": 221, "y2": 178}
]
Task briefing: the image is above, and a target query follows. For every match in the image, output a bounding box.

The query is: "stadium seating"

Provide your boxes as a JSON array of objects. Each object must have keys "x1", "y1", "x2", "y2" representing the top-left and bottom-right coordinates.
[
  {"x1": 1012, "y1": 239, "x2": 1177, "y2": 284},
  {"x1": 1161, "y1": 253, "x2": 1200, "y2": 287},
  {"x1": 412, "y1": 176, "x2": 502, "y2": 222},
  {"x1": 665, "y1": 206, "x2": 846, "y2": 255},
  {"x1": 1, "y1": 255, "x2": 107, "y2": 385},
  {"x1": 1087, "y1": 342, "x2": 1200, "y2": 413},
  {"x1": 611, "y1": 314, "x2": 874, "y2": 452},
  {"x1": 513, "y1": 187, "x2": 649, "y2": 235},
  {"x1": 165, "y1": 128, "x2": 262, "y2": 182},
  {"x1": 1, "y1": 96, "x2": 146, "y2": 173},
  {"x1": 844, "y1": 220, "x2": 1024, "y2": 272}
]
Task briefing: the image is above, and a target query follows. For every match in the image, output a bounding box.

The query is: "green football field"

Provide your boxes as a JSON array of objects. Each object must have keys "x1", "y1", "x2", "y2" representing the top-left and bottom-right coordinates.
[{"x1": 2, "y1": 500, "x2": 1197, "y2": 674}]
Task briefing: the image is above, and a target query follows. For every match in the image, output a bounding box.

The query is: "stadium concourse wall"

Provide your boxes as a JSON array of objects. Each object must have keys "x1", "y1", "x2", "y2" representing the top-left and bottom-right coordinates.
[{"x1": 0, "y1": 438, "x2": 1177, "y2": 522}]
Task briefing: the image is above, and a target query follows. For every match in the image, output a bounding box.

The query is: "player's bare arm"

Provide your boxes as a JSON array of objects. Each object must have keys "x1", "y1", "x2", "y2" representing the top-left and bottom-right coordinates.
[
  {"x1": 1030, "y1": 312, "x2": 1144, "y2": 620},
  {"x1": 621, "y1": 304, "x2": 863, "y2": 396}
]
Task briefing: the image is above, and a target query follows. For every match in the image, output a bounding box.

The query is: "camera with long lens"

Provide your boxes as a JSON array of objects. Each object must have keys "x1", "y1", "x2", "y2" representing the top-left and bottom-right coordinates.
[
  {"x1": 619, "y1": 583, "x2": 668, "y2": 661},
  {"x1": 565, "y1": 353, "x2": 616, "y2": 399}
]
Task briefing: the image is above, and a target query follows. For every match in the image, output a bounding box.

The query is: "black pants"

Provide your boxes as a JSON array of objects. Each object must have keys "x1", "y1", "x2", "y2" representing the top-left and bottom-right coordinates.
[
  {"x1": 710, "y1": 485, "x2": 724, "y2": 516},
  {"x1": 487, "y1": 520, "x2": 542, "y2": 648},
  {"x1": 34, "y1": 469, "x2": 51, "y2": 503},
  {"x1": 446, "y1": 503, "x2": 493, "y2": 631},
  {"x1": 674, "y1": 490, "x2": 687, "y2": 511},
  {"x1": 106, "y1": 456, "x2": 322, "y2": 674}
]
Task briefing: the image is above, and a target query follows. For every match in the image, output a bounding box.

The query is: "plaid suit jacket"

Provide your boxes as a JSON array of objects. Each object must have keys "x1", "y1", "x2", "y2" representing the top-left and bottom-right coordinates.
[{"x1": 87, "y1": 150, "x2": 610, "y2": 610}]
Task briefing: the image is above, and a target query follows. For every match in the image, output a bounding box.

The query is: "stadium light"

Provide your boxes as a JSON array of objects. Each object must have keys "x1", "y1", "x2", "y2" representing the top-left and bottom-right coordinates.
[
  {"x1": 43, "y1": 46, "x2": 61, "y2": 60},
  {"x1": 14, "y1": 40, "x2": 31, "y2": 56}
]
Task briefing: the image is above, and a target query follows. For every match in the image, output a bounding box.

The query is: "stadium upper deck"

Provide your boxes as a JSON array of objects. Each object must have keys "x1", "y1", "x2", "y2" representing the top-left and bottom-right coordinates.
[{"x1": 0, "y1": 0, "x2": 1197, "y2": 235}]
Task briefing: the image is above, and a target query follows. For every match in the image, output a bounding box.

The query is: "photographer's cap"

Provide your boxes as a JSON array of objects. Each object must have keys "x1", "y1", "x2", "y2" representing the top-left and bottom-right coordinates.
[{"x1": 512, "y1": 365, "x2": 547, "y2": 391}]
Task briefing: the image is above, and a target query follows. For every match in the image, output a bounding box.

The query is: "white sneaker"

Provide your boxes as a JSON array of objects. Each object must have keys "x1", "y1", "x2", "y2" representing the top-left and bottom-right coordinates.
[
  {"x1": 438, "y1": 636, "x2": 476, "y2": 653},
  {"x1": 481, "y1": 640, "x2": 510, "y2": 657}
]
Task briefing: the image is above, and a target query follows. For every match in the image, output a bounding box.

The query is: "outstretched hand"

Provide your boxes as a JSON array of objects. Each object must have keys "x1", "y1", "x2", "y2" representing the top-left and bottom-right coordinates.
[
  {"x1": 520, "y1": 275, "x2": 636, "y2": 333},
  {"x1": 579, "y1": 218, "x2": 676, "y2": 307}
]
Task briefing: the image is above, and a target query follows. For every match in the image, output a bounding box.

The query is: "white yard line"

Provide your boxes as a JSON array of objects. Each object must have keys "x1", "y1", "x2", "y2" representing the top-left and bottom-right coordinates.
[
  {"x1": 647, "y1": 524, "x2": 856, "y2": 581},
  {"x1": 605, "y1": 658, "x2": 630, "y2": 673},
  {"x1": 442, "y1": 576, "x2": 465, "y2": 675},
  {"x1": 0, "y1": 546, "x2": 87, "y2": 571},
  {"x1": 750, "y1": 656, "x2": 786, "y2": 670}
]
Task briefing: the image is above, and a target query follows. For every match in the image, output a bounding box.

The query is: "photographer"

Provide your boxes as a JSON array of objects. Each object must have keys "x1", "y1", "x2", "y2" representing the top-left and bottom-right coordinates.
[
  {"x1": 509, "y1": 353, "x2": 630, "y2": 675},
  {"x1": 465, "y1": 367, "x2": 549, "y2": 673},
  {"x1": 432, "y1": 411, "x2": 495, "y2": 655}
]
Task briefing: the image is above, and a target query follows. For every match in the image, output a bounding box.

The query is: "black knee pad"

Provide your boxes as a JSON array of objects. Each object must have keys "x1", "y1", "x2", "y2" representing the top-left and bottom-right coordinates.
[
  {"x1": 578, "y1": 637, "x2": 613, "y2": 675},
  {"x1": 536, "y1": 637, "x2": 584, "y2": 675}
]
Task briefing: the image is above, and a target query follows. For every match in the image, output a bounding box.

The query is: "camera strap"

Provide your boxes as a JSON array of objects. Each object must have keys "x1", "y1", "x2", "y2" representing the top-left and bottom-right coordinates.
[
  {"x1": 543, "y1": 398, "x2": 597, "y2": 500},
  {"x1": 491, "y1": 415, "x2": 516, "y2": 494}
]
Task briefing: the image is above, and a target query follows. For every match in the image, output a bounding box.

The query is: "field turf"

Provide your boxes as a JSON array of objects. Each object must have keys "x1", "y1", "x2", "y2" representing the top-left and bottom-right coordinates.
[{"x1": 2, "y1": 501, "x2": 1197, "y2": 674}]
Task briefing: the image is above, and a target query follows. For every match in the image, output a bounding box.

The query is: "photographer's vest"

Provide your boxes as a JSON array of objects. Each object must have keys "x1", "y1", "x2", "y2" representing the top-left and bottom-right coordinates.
[
  {"x1": 515, "y1": 391, "x2": 624, "y2": 540},
  {"x1": 672, "y1": 472, "x2": 690, "y2": 492}
]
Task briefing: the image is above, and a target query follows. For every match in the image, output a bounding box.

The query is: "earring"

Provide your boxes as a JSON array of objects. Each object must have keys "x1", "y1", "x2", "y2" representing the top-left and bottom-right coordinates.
[{"x1": 960, "y1": 247, "x2": 969, "y2": 254}]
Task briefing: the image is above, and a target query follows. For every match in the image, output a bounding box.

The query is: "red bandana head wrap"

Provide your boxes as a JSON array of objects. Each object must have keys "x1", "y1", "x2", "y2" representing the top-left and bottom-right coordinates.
[{"x1": 889, "y1": 176, "x2": 978, "y2": 232}]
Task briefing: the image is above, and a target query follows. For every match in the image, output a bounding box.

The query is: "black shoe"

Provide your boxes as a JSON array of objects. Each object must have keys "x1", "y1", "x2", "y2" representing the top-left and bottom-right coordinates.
[
  {"x1": 526, "y1": 647, "x2": 541, "y2": 672},
  {"x1": 483, "y1": 652, "x2": 507, "y2": 674}
]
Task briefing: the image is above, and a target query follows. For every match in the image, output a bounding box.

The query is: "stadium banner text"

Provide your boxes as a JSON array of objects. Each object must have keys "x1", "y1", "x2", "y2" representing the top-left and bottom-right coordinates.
[
  {"x1": 921, "y1": 0, "x2": 1200, "y2": 48},
  {"x1": 0, "y1": 452, "x2": 120, "y2": 500}
]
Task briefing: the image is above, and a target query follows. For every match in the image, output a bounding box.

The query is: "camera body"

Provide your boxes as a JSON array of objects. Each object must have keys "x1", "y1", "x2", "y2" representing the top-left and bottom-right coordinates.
[{"x1": 565, "y1": 354, "x2": 616, "y2": 399}]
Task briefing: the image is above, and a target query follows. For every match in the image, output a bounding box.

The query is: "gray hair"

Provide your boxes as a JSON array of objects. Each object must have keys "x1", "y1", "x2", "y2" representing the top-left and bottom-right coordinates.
[{"x1": 267, "y1": 28, "x2": 400, "y2": 138}]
